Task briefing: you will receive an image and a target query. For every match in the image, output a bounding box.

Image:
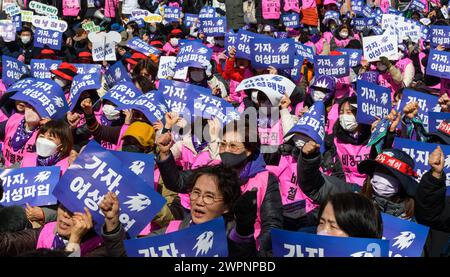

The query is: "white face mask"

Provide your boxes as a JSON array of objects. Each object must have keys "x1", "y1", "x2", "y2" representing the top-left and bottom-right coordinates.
[
  {"x1": 339, "y1": 31, "x2": 348, "y2": 39},
  {"x1": 25, "y1": 108, "x2": 40, "y2": 124},
  {"x1": 190, "y1": 71, "x2": 205, "y2": 82},
  {"x1": 36, "y1": 137, "x2": 60, "y2": 157},
  {"x1": 54, "y1": 78, "x2": 68, "y2": 88},
  {"x1": 371, "y1": 172, "x2": 400, "y2": 198},
  {"x1": 170, "y1": 37, "x2": 179, "y2": 47},
  {"x1": 251, "y1": 91, "x2": 259, "y2": 104},
  {"x1": 312, "y1": 90, "x2": 326, "y2": 102},
  {"x1": 339, "y1": 114, "x2": 358, "y2": 132},
  {"x1": 317, "y1": 229, "x2": 332, "y2": 236},
  {"x1": 21, "y1": 36, "x2": 31, "y2": 44},
  {"x1": 102, "y1": 104, "x2": 120, "y2": 121}
]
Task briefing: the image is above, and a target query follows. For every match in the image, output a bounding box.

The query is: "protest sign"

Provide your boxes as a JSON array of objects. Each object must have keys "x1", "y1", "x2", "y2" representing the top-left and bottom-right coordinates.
[
  {"x1": 363, "y1": 33, "x2": 398, "y2": 62},
  {"x1": 356, "y1": 80, "x2": 391, "y2": 124}
]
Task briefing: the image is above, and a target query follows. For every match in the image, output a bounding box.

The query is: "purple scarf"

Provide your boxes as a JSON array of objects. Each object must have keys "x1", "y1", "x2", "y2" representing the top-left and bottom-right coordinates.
[
  {"x1": 11, "y1": 119, "x2": 36, "y2": 152},
  {"x1": 37, "y1": 152, "x2": 62, "y2": 167}
]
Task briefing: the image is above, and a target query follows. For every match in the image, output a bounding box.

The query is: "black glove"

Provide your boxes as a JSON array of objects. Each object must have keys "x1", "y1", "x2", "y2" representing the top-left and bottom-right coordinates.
[{"x1": 233, "y1": 189, "x2": 257, "y2": 236}]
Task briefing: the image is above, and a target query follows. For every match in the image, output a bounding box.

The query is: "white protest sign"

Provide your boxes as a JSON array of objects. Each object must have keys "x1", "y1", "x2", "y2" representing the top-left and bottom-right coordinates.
[
  {"x1": 131, "y1": 9, "x2": 150, "y2": 19},
  {"x1": 173, "y1": 66, "x2": 189, "y2": 80},
  {"x1": 32, "y1": 15, "x2": 68, "y2": 32},
  {"x1": 29, "y1": 1, "x2": 58, "y2": 16},
  {"x1": 0, "y1": 21, "x2": 16, "y2": 42},
  {"x1": 363, "y1": 33, "x2": 399, "y2": 62},
  {"x1": 144, "y1": 13, "x2": 163, "y2": 23},
  {"x1": 5, "y1": 4, "x2": 20, "y2": 16},
  {"x1": 395, "y1": 21, "x2": 421, "y2": 43},
  {"x1": 157, "y1": 56, "x2": 177, "y2": 79},
  {"x1": 21, "y1": 10, "x2": 34, "y2": 23},
  {"x1": 381, "y1": 14, "x2": 402, "y2": 30},
  {"x1": 88, "y1": 31, "x2": 121, "y2": 61}
]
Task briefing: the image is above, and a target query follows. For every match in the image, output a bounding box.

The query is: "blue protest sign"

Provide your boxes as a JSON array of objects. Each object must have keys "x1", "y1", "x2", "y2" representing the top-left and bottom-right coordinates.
[
  {"x1": 287, "y1": 57, "x2": 302, "y2": 83},
  {"x1": 409, "y1": 0, "x2": 427, "y2": 11},
  {"x1": 420, "y1": 25, "x2": 430, "y2": 40},
  {"x1": 426, "y1": 49, "x2": 450, "y2": 80},
  {"x1": 110, "y1": 151, "x2": 155, "y2": 189},
  {"x1": 164, "y1": 6, "x2": 181, "y2": 23},
  {"x1": 184, "y1": 13, "x2": 199, "y2": 28},
  {"x1": 274, "y1": 32, "x2": 288, "y2": 39},
  {"x1": 428, "y1": 112, "x2": 450, "y2": 133},
  {"x1": 0, "y1": 21, "x2": 16, "y2": 42},
  {"x1": 102, "y1": 81, "x2": 143, "y2": 110},
  {"x1": 271, "y1": 229, "x2": 389, "y2": 257},
  {"x1": 236, "y1": 29, "x2": 265, "y2": 60},
  {"x1": 12, "y1": 14, "x2": 22, "y2": 32},
  {"x1": 69, "y1": 73, "x2": 102, "y2": 110},
  {"x1": 356, "y1": 80, "x2": 391, "y2": 124},
  {"x1": 294, "y1": 42, "x2": 315, "y2": 63},
  {"x1": 174, "y1": 40, "x2": 213, "y2": 71},
  {"x1": 34, "y1": 28, "x2": 62, "y2": 50},
  {"x1": 128, "y1": 91, "x2": 167, "y2": 123},
  {"x1": 362, "y1": 5, "x2": 374, "y2": 18},
  {"x1": 10, "y1": 78, "x2": 69, "y2": 120},
  {"x1": 315, "y1": 55, "x2": 349, "y2": 78},
  {"x1": 381, "y1": 213, "x2": 429, "y2": 257},
  {"x1": 394, "y1": 138, "x2": 450, "y2": 196},
  {"x1": 30, "y1": 59, "x2": 62, "y2": 79},
  {"x1": 126, "y1": 37, "x2": 161, "y2": 56},
  {"x1": 336, "y1": 48, "x2": 362, "y2": 67},
  {"x1": 352, "y1": 18, "x2": 369, "y2": 32},
  {"x1": 251, "y1": 38, "x2": 296, "y2": 70},
  {"x1": 199, "y1": 6, "x2": 216, "y2": 19},
  {"x1": 429, "y1": 25, "x2": 450, "y2": 48},
  {"x1": 397, "y1": 89, "x2": 440, "y2": 130},
  {"x1": 124, "y1": 217, "x2": 228, "y2": 257},
  {"x1": 72, "y1": 63, "x2": 101, "y2": 75},
  {"x1": 2, "y1": 55, "x2": 29, "y2": 87},
  {"x1": 282, "y1": 13, "x2": 300, "y2": 28},
  {"x1": 157, "y1": 79, "x2": 191, "y2": 114},
  {"x1": 0, "y1": 166, "x2": 60, "y2": 207},
  {"x1": 371, "y1": 26, "x2": 384, "y2": 35},
  {"x1": 357, "y1": 71, "x2": 379, "y2": 84},
  {"x1": 225, "y1": 31, "x2": 237, "y2": 54},
  {"x1": 53, "y1": 141, "x2": 166, "y2": 237},
  {"x1": 105, "y1": 61, "x2": 132, "y2": 88},
  {"x1": 351, "y1": 0, "x2": 364, "y2": 16},
  {"x1": 200, "y1": 17, "x2": 227, "y2": 37}
]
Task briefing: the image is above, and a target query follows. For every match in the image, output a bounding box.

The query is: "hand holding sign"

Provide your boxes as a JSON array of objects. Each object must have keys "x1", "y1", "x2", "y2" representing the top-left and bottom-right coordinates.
[
  {"x1": 302, "y1": 140, "x2": 321, "y2": 155},
  {"x1": 25, "y1": 203, "x2": 44, "y2": 225},
  {"x1": 156, "y1": 132, "x2": 174, "y2": 160},
  {"x1": 386, "y1": 109, "x2": 401, "y2": 132},
  {"x1": 99, "y1": 192, "x2": 120, "y2": 233},
  {"x1": 70, "y1": 208, "x2": 94, "y2": 244},
  {"x1": 429, "y1": 146, "x2": 444, "y2": 179},
  {"x1": 403, "y1": 101, "x2": 419, "y2": 119},
  {"x1": 80, "y1": 97, "x2": 93, "y2": 115},
  {"x1": 438, "y1": 94, "x2": 450, "y2": 112}
]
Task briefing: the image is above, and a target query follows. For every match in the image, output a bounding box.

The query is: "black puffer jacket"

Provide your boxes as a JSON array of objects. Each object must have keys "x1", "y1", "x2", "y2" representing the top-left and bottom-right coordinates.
[{"x1": 156, "y1": 153, "x2": 283, "y2": 257}]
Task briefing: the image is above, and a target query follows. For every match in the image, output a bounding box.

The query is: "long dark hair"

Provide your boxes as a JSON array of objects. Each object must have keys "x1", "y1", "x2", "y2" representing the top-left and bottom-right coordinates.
[{"x1": 318, "y1": 192, "x2": 383, "y2": 238}]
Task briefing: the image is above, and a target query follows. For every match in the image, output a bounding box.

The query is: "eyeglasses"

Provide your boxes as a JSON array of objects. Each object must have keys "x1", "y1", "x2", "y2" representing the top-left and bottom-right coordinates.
[
  {"x1": 190, "y1": 190, "x2": 223, "y2": 205},
  {"x1": 219, "y1": 142, "x2": 245, "y2": 153}
]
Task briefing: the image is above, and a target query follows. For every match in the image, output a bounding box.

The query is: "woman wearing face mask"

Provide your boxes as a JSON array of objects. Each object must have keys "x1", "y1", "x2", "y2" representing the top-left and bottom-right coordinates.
[
  {"x1": 187, "y1": 66, "x2": 209, "y2": 87},
  {"x1": 16, "y1": 27, "x2": 34, "y2": 64},
  {"x1": 156, "y1": 118, "x2": 283, "y2": 256},
  {"x1": 99, "y1": 165, "x2": 258, "y2": 257},
  {"x1": 50, "y1": 62, "x2": 78, "y2": 100},
  {"x1": 163, "y1": 29, "x2": 183, "y2": 56},
  {"x1": 125, "y1": 21, "x2": 140, "y2": 38},
  {"x1": 131, "y1": 59, "x2": 158, "y2": 83}
]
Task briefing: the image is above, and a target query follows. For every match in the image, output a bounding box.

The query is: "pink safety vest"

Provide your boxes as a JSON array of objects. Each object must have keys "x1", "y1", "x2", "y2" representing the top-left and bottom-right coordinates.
[
  {"x1": 325, "y1": 103, "x2": 339, "y2": 135},
  {"x1": 284, "y1": 0, "x2": 300, "y2": 13},
  {"x1": 262, "y1": 0, "x2": 281, "y2": 19},
  {"x1": 258, "y1": 117, "x2": 284, "y2": 146},
  {"x1": 0, "y1": 110, "x2": 9, "y2": 122},
  {"x1": 2, "y1": 113, "x2": 38, "y2": 168},
  {"x1": 229, "y1": 80, "x2": 246, "y2": 105},
  {"x1": 165, "y1": 220, "x2": 183, "y2": 234},
  {"x1": 62, "y1": 0, "x2": 81, "y2": 17},
  {"x1": 21, "y1": 154, "x2": 70, "y2": 175},
  {"x1": 104, "y1": 0, "x2": 119, "y2": 18},
  {"x1": 335, "y1": 76, "x2": 352, "y2": 99},
  {"x1": 419, "y1": 52, "x2": 426, "y2": 75},
  {"x1": 378, "y1": 72, "x2": 400, "y2": 101},
  {"x1": 241, "y1": 170, "x2": 269, "y2": 250},
  {"x1": 36, "y1": 222, "x2": 103, "y2": 256},
  {"x1": 115, "y1": 124, "x2": 130, "y2": 150},
  {"x1": 163, "y1": 43, "x2": 178, "y2": 56},
  {"x1": 334, "y1": 137, "x2": 370, "y2": 187},
  {"x1": 396, "y1": 57, "x2": 413, "y2": 77},
  {"x1": 266, "y1": 155, "x2": 318, "y2": 212}
]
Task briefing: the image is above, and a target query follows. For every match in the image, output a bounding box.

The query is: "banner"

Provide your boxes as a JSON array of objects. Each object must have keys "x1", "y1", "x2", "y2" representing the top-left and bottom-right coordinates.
[
  {"x1": 363, "y1": 33, "x2": 398, "y2": 62},
  {"x1": 184, "y1": 13, "x2": 199, "y2": 28},
  {"x1": 124, "y1": 217, "x2": 228, "y2": 257},
  {"x1": 143, "y1": 13, "x2": 163, "y2": 24},
  {"x1": 174, "y1": 41, "x2": 213, "y2": 71},
  {"x1": 102, "y1": 81, "x2": 143, "y2": 110},
  {"x1": 250, "y1": 38, "x2": 296, "y2": 70},
  {"x1": 126, "y1": 37, "x2": 161, "y2": 57},
  {"x1": 69, "y1": 73, "x2": 102, "y2": 110},
  {"x1": 32, "y1": 15, "x2": 68, "y2": 32},
  {"x1": 53, "y1": 141, "x2": 166, "y2": 237},
  {"x1": 336, "y1": 48, "x2": 362, "y2": 67},
  {"x1": 271, "y1": 229, "x2": 389, "y2": 257},
  {"x1": 128, "y1": 92, "x2": 167, "y2": 124},
  {"x1": 2, "y1": 55, "x2": 29, "y2": 87},
  {"x1": 294, "y1": 43, "x2": 315, "y2": 63},
  {"x1": 73, "y1": 63, "x2": 101, "y2": 75},
  {"x1": 429, "y1": 112, "x2": 450, "y2": 133},
  {"x1": 236, "y1": 29, "x2": 266, "y2": 60},
  {"x1": 157, "y1": 56, "x2": 177, "y2": 80},
  {"x1": 429, "y1": 25, "x2": 450, "y2": 48},
  {"x1": 426, "y1": 49, "x2": 450, "y2": 80},
  {"x1": 0, "y1": 167, "x2": 60, "y2": 207},
  {"x1": 0, "y1": 21, "x2": 16, "y2": 42},
  {"x1": 381, "y1": 213, "x2": 429, "y2": 257},
  {"x1": 164, "y1": 7, "x2": 181, "y2": 23},
  {"x1": 30, "y1": 59, "x2": 62, "y2": 79},
  {"x1": 199, "y1": 17, "x2": 227, "y2": 37},
  {"x1": 29, "y1": 1, "x2": 58, "y2": 16},
  {"x1": 34, "y1": 28, "x2": 62, "y2": 50},
  {"x1": 356, "y1": 80, "x2": 391, "y2": 124},
  {"x1": 314, "y1": 55, "x2": 349, "y2": 78},
  {"x1": 397, "y1": 89, "x2": 440, "y2": 131},
  {"x1": 282, "y1": 13, "x2": 300, "y2": 28},
  {"x1": 104, "y1": 61, "x2": 132, "y2": 88}
]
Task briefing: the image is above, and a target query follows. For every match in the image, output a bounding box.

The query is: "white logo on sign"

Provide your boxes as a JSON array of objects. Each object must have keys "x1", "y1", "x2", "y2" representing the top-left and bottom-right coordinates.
[
  {"x1": 115, "y1": 67, "x2": 122, "y2": 79},
  {"x1": 350, "y1": 52, "x2": 359, "y2": 59},
  {"x1": 197, "y1": 48, "x2": 208, "y2": 54},
  {"x1": 445, "y1": 155, "x2": 450, "y2": 169},
  {"x1": 34, "y1": 171, "x2": 51, "y2": 183},
  {"x1": 129, "y1": 161, "x2": 145, "y2": 175},
  {"x1": 392, "y1": 231, "x2": 415, "y2": 250},
  {"x1": 53, "y1": 96, "x2": 65, "y2": 108},
  {"x1": 336, "y1": 58, "x2": 345, "y2": 66},
  {"x1": 350, "y1": 243, "x2": 381, "y2": 257},
  {"x1": 124, "y1": 193, "x2": 151, "y2": 212},
  {"x1": 278, "y1": 43, "x2": 290, "y2": 53},
  {"x1": 193, "y1": 231, "x2": 214, "y2": 256}
]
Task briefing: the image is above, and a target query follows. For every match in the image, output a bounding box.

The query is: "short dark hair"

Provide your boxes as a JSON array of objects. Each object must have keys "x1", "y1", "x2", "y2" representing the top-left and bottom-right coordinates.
[
  {"x1": 318, "y1": 192, "x2": 383, "y2": 239},
  {"x1": 132, "y1": 75, "x2": 155, "y2": 93},
  {"x1": 38, "y1": 120, "x2": 73, "y2": 158},
  {"x1": 223, "y1": 118, "x2": 260, "y2": 154},
  {"x1": 186, "y1": 165, "x2": 241, "y2": 215}
]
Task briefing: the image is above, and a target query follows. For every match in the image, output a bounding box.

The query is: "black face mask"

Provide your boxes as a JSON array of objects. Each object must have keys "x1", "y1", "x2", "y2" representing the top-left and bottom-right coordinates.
[
  {"x1": 220, "y1": 152, "x2": 248, "y2": 169},
  {"x1": 122, "y1": 144, "x2": 144, "y2": 153}
]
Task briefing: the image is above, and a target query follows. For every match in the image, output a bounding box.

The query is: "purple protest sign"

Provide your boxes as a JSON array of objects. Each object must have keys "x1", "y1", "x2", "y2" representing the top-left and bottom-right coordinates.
[
  {"x1": 356, "y1": 80, "x2": 391, "y2": 124},
  {"x1": 164, "y1": 6, "x2": 181, "y2": 23},
  {"x1": 30, "y1": 59, "x2": 62, "y2": 79},
  {"x1": 314, "y1": 55, "x2": 350, "y2": 78},
  {"x1": 2, "y1": 55, "x2": 29, "y2": 87},
  {"x1": 34, "y1": 28, "x2": 63, "y2": 50},
  {"x1": 126, "y1": 37, "x2": 161, "y2": 56},
  {"x1": 200, "y1": 17, "x2": 227, "y2": 37},
  {"x1": 429, "y1": 25, "x2": 450, "y2": 48},
  {"x1": 251, "y1": 38, "x2": 296, "y2": 70},
  {"x1": 426, "y1": 49, "x2": 450, "y2": 80}
]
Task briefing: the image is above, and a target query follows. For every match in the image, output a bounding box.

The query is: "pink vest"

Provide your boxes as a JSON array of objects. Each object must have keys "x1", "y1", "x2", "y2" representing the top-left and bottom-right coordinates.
[
  {"x1": 115, "y1": 124, "x2": 129, "y2": 150},
  {"x1": 0, "y1": 110, "x2": 9, "y2": 122},
  {"x1": 163, "y1": 43, "x2": 178, "y2": 56},
  {"x1": 104, "y1": 0, "x2": 119, "y2": 18},
  {"x1": 262, "y1": 0, "x2": 281, "y2": 19},
  {"x1": 325, "y1": 103, "x2": 339, "y2": 135},
  {"x1": 36, "y1": 222, "x2": 103, "y2": 256},
  {"x1": 241, "y1": 170, "x2": 269, "y2": 250},
  {"x1": 284, "y1": 0, "x2": 300, "y2": 13},
  {"x1": 258, "y1": 117, "x2": 284, "y2": 146},
  {"x1": 378, "y1": 72, "x2": 400, "y2": 101},
  {"x1": 165, "y1": 220, "x2": 183, "y2": 234},
  {"x1": 396, "y1": 57, "x2": 413, "y2": 76},
  {"x1": 229, "y1": 80, "x2": 246, "y2": 104},
  {"x1": 335, "y1": 76, "x2": 352, "y2": 99},
  {"x1": 266, "y1": 155, "x2": 318, "y2": 212},
  {"x1": 21, "y1": 154, "x2": 70, "y2": 175},
  {"x1": 2, "y1": 114, "x2": 38, "y2": 168},
  {"x1": 419, "y1": 52, "x2": 426, "y2": 75},
  {"x1": 168, "y1": 2, "x2": 180, "y2": 7},
  {"x1": 334, "y1": 137, "x2": 370, "y2": 187},
  {"x1": 294, "y1": 101, "x2": 304, "y2": 116},
  {"x1": 62, "y1": 0, "x2": 81, "y2": 17}
]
